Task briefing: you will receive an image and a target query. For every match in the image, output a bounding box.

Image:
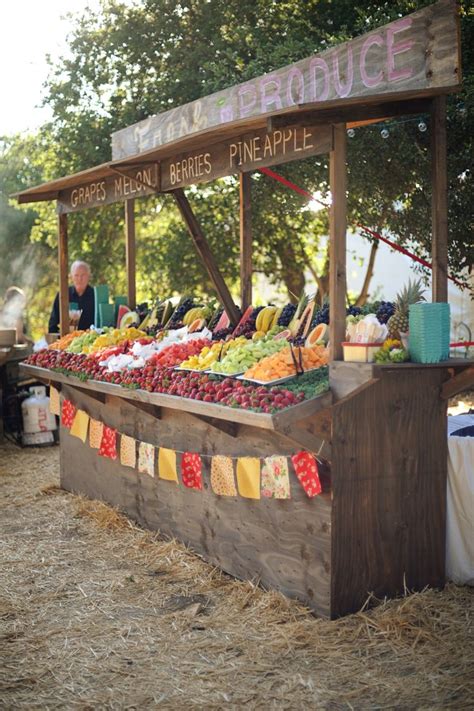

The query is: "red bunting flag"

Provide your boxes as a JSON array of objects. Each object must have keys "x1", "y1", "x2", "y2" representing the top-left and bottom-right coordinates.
[
  {"x1": 291, "y1": 451, "x2": 322, "y2": 498},
  {"x1": 181, "y1": 452, "x2": 203, "y2": 490},
  {"x1": 61, "y1": 399, "x2": 76, "y2": 429},
  {"x1": 98, "y1": 425, "x2": 118, "y2": 460}
]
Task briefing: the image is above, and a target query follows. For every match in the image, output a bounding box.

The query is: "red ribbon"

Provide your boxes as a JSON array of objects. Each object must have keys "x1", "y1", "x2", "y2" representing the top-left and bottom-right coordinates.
[{"x1": 258, "y1": 167, "x2": 468, "y2": 290}]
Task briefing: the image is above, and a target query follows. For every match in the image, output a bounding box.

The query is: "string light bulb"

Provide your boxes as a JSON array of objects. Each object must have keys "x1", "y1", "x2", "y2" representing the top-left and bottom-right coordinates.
[
  {"x1": 347, "y1": 128, "x2": 355, "y2": 138},
  {"x1": 380, "y1": 128, "x2": 389, "y2": 139},
  {"x1": 418, "y1": 120, "x2": 427, "y2": 132}
]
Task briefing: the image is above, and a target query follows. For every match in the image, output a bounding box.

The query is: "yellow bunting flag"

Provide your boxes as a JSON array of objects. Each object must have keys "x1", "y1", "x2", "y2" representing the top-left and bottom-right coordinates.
[
  {"x1": 89, "y1": 419, "x2": 104, "y2": 449},
  {"x1": 70, "y1": 409, "x2": 90, "y2": 443},
  {"x1": 120, "y1": 435, "x2": 136, "y2": 469},
  {"x1": 158, "y1": 447, "x2": 178, "y2": 483},
  {"x1": 211, "y1": 455, "x2": 237, "y2": 496},
  {"x1": 236, "y1": 457, "x2": 261, "y2": 499},
  {"x1": 138, "y1": 442, "x2": 155, "y2": 477},
  {"x1": 49, "y1": 386, "x2": 60, "y2": 416}
]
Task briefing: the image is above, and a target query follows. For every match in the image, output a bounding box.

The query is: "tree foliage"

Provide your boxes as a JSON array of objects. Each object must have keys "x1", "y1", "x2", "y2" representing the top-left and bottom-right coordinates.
[{"x1": 1, "y1": 0, "x2": 472, "y2": 336}]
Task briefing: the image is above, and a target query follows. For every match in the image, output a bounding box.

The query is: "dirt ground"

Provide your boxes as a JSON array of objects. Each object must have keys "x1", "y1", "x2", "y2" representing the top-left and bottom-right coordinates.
[{"x1": 1, "y1": 441, "x2": 473, "y2": 709}]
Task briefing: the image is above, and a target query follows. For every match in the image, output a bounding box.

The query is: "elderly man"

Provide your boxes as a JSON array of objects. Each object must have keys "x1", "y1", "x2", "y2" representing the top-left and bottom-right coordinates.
[{"x1": 48, "y1": 260, "x2": 95, "y2": 333}]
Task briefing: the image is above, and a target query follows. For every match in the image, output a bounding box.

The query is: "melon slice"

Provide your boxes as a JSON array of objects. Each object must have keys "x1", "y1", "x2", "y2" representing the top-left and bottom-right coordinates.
[
  {"x1": 306, "y1": 323, "x2": 329, "y2": 346},
  {"x1": 213, "y1": 310, "x2": 231, "y2": 333},
  {"x1": 273, "y1": 329, "x2": 292, "y2": 341},
  {"x1": 120, "y1": 311, "x2": 139, "y2": 329},
  {"x1": 232, "y1": 305, "x2": 254, "y2": 335},
  {"x1": 189, "y1": 318, "x2": 206, "y2": 333},
  {"x1": 117, "y1": 305, "x2": 130, "y2": 328}
]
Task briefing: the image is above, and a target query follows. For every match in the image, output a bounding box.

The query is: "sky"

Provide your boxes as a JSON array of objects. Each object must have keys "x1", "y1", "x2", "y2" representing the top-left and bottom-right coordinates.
[{"x1": 0, "y1": 0, "x2": 101, "y2": 136}]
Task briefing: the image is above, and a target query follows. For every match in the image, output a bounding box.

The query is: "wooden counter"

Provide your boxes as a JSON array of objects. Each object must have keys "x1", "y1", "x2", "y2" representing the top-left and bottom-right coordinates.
[{"x1": 20, "y1": 358, "x2": 472, "y2": 618}]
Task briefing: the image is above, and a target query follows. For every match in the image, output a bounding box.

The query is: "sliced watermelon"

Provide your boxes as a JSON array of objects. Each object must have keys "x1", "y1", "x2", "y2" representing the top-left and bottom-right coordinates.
[
  {"x1": 213, "y1": 310, "x2": 231, "y2": 333},
  {"x1": 232, "y1": 305, "x2": 254, "y2": 335},
  {"x1": 116, "y1": 305, "x2": 130, "y2": 328}
]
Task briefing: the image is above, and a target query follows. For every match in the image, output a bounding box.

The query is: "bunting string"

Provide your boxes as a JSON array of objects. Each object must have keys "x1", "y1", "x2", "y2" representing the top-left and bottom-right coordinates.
[{"x1": 53, "y1": 388, "x2": 325, "y2": 500}]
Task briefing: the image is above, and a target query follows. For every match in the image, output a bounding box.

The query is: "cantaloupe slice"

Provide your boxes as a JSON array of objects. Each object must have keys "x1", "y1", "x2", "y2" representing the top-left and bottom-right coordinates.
[
  {"x1": 189, "y1": 318, "x2": 206, "y2": 333},
  {"x1": 306, "y1": 323, "x2": 329, "y2": 346}
]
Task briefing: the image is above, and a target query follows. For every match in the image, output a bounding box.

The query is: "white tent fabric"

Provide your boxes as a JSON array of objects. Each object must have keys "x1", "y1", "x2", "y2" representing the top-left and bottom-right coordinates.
[{"x1": 446, "y1": 414, "x2": 474, "y2": 585}]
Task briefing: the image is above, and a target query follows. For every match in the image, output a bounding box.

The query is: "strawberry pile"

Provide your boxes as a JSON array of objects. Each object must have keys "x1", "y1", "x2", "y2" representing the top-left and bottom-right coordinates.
[{"x1": 26, "y1": 349, "x2": 304, "y2": 413}]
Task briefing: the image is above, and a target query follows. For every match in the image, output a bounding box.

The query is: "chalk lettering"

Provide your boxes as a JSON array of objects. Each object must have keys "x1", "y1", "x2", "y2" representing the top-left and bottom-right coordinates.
[
  {"x1": 260, "y1": 76, "x2": 283, "y2": 113},
  {"x1": 333, "y1": 46, "x2": 354, "y2": 98},
  {"x1": 287, "y1": 67, "x2": 305, "y2": 105},
  {"x1": 303, "y1": 128, "x2": 314, "y2": 150},
  {"x1": 204, "y1": 154, "x2": 211, "y2": 174},
  {"x1": 360, "y1": 34, "x2": 384, "y2": 88},
  {"x1": 283, "y1": 129, "x2": 292, "y2": 154},
  {"x1": 310, "y1": 58, "x2": 330, "y2": 102},
  {"x1": 238, "y1": 84, "x2": 257, "y2": 118},
  {"x1": 387, "y1": 18, "x2": 414, "y2": 82},
  {"x1": 253, "y1": 136, "x2": 262, "y2": 161}
]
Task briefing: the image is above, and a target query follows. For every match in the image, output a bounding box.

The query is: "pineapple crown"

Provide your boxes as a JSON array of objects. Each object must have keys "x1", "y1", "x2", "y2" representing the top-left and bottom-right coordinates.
[{"x1": 395, "y1": 278, "x2": 426, "y2": 315}]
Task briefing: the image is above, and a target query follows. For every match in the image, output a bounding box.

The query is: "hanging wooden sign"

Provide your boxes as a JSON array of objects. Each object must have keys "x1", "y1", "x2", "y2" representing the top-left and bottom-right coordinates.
[
  {"x1": 111, "y1": 0, "x2": 460, "y2": 160},
  {"x1": 161, "y1": 124, "x2": 333, "y2": 191},
  {"x1": 57, "y1": 165, "x2": 159, "y2": 214}
]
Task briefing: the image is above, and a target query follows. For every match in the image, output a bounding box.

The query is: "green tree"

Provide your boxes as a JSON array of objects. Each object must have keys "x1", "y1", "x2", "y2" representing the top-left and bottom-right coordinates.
[{"x1": 2, "y1": 0, "x2": 472, "y2": 332}]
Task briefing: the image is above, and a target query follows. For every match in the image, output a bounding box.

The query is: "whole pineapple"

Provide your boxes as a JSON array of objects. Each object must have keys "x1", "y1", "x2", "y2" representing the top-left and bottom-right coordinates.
[{"x1": 387, "y1": 278, "x2": 425, "y2": 337}]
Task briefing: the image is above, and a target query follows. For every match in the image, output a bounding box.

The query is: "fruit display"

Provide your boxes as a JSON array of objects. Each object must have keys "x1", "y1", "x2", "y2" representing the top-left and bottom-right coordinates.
[
  {"x1": 243, "y1": 344, "x2": 328, "y2": 382},
  {"x1": 67, "y1": 330, "x2": 101, "y2": 353},
  {"x1": 375, "y1": 301, "x2": 395, "y2": 324},
  {"x1": 312, "y1": 302, "x2": 330, "y2": 326},
  {"x1": 374, "y1": 339, "x2": 409, "y2": 363},
  {"x1": 49, "y1": 331, "x2": 84, "y2": 351},
  {"x1": 147, "y1": 338, "x2": 211, "y2": 368},
  {"x1": 277, "y1": 303, "x2": 297, "y2": 327},
  {"x1": 306, "y1": 323, "x2": 329, "y2": 346},
  {"x1": 387, "y1": 279, "x2": 425, "y2": 337},
  {"x1": 25, "y1": 348, "x2": 326, "y2": 414},
  {"x1": 209, "y1": 338, "x2": 289, "y2": 375},
  {"x1": 88, "y1": 327, "x2": 146, "y2": 353},
  {"x1": 179, "y1": 337, "x2": 248, "y2": 370}
]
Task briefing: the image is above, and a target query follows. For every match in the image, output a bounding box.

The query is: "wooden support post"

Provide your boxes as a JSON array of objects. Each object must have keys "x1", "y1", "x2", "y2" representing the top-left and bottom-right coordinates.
[
  {"x1": 240, "y1": 172, "x2": 252, "y2": 310},
  {"x1": 125, "y1": 198, "x2": 136, "y2": 309},
  {"x1": 58, "y1": 213, "x2": 69, "y2": 337},
  {"x1": 329, "y1": 124, "x2": 347, "y2": 361},
  {"x1": 173, "y1": 189, "x2": 241, "y2": 325},
  {"x1": 431, "y1": 96, "x2": 448, "y2": 303}
]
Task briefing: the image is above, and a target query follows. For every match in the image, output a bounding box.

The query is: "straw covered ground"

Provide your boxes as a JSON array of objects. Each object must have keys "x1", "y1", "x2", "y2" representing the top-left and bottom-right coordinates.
[{"x1": 1, "y1": 442, "x2": 473, "y2": 709}]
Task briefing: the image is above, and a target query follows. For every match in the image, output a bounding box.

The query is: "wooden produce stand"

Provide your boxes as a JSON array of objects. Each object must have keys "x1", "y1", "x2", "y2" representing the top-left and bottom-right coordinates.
[{"x1": 16, "y1": 0, "x2": 473, "y2": 618}]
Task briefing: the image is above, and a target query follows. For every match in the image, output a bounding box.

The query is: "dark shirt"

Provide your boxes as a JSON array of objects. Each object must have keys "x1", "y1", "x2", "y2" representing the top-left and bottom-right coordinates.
[{"x1": 48, "y1": 285, "x2": 95, "y2": 333}]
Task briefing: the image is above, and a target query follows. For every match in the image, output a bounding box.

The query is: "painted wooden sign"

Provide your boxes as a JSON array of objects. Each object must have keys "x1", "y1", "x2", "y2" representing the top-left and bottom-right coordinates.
[
  {"x1": 111, "y1": 0, "x2": 460, "y2": 160},
  {"x1": 57, "y1": 165, "x2": 159, "y2": 214},
  {"x1": 161, "y1": 124, "x2": 333, "y2": 191}
]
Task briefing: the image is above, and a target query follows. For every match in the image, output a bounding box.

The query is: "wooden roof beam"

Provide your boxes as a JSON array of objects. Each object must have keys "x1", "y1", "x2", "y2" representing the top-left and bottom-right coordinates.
[{"x1": 173, "y1": 189, "x2": 241, "y2": 326}]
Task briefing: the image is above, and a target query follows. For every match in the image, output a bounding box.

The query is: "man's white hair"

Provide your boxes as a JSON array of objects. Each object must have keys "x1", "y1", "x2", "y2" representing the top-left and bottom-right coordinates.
[{"x1": 70, "y1": 260, "x2": 91, "y2": 275}]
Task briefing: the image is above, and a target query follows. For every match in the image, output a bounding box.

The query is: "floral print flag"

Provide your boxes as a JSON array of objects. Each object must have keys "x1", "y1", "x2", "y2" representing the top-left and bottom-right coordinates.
[
  {"x1": 138, "y1": 442, "x2": 155, "y2": 477},
  {"x1": 99, "y1": 425, "x2": 118, "y2": 460},
  {"x1": 181, "y1": 453, "x2": 203, "y2": 490},
  {"x1": 210, "y1": 456, "x2": 237, "y2": 496},
  {"x1": 61, "y1": 399, "x2": 76, "y2": 429},
  {"x1": 291, "y1": 451, "x2": 322, "y2": 498},
  {"x1": 261, "y1": 456, "x2": 290, "y2": 499}
]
